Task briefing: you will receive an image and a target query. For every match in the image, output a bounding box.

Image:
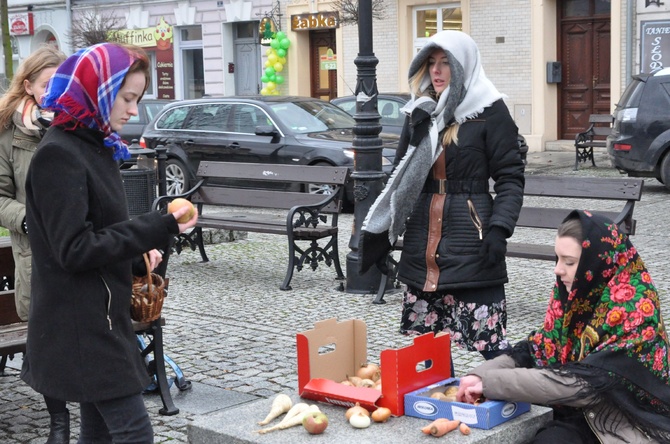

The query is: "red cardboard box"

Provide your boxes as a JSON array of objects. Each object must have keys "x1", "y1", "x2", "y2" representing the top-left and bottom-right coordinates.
[
  {"x1": 296, "y1": 318, "x2": 452, "y2": 416},
  {"x1": 404, "y1": 378, "x2": 531, "y2": 429}
]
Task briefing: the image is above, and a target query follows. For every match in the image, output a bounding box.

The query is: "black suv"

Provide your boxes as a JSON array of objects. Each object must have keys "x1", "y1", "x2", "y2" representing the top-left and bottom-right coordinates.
[{"x1": 607, "y1": 69, "x2": 670, "y2": 190}]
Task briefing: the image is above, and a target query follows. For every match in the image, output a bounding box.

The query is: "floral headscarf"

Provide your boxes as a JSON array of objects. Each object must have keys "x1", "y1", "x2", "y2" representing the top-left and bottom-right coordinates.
[
  {"x1": 41, "y1": 43, "x2": 141, "y2": 161},
  {"x1": 528, "y1": 210, "x2": 670, "y2": 440}
]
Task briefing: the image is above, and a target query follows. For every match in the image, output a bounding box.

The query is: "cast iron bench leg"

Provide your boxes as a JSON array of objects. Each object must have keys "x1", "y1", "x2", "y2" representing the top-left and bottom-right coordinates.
[
  {"x1": 281, "y1": 235, "x2": 297, "y2": 291},
  {"x1": 150, "y1": 319, "x2": 179, "y2": 415},
  {"x1": 194, "y1": 227, "x2": 210, "y2": 263}
]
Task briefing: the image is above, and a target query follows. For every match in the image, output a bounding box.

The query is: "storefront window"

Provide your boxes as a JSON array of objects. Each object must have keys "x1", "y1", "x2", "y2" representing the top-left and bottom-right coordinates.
[
  {"x1": 178, "y1": 26, "x2": 204, "y2": 99},
  {"x1": 415, "y1": 4, "x2": 462, "y2": 39}
]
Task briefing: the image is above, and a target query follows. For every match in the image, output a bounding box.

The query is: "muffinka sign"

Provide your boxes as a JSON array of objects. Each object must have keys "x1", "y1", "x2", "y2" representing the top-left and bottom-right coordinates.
[{"x1": 641, "y1": 20, "x2": 670, "y2": 73}]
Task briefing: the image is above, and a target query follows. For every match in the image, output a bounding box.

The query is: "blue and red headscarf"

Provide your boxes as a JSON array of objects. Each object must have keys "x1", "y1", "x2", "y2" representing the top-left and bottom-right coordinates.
[{"x1": 41, "y1": 43, "x2": 142, "y2": 161}]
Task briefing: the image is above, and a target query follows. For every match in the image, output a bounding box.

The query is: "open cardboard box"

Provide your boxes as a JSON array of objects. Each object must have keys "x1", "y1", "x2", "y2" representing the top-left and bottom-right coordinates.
[
  {"x1": 296, "y1": 318, "x2": 452, "y2": 416},
  {"x1": 404, "y1": 377, "x2": 531, "y2": 429}
]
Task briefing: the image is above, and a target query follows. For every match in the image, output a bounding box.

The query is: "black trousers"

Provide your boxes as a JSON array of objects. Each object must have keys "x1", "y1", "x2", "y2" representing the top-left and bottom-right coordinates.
[
  {"x1": 530, "y1": 410, "x2": 598, "y2": 444},
  {"x1": 78, "y1": 393, "x2": 153, "y2": 444}
]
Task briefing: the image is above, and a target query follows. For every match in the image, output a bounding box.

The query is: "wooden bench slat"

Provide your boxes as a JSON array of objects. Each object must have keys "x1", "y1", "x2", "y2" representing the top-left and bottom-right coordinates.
[
  {"x1": 518, "y1": 176, "x2": 643, "y2": 200},
  {"x1": 517, "y1": 208, "x2": 622, "y2": 230},
  {"x1": 193, "y1": 186, "x2": 341, "y2": 213},
  {"x1": 506, "y1": 243, "x2": 555, "y2": 261},
  {"x1": 197, "y1": 162, "x2": 349, "y2": 185}
]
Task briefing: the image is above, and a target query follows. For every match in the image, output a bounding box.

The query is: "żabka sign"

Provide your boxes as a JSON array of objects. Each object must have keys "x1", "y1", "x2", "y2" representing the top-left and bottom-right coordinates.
[
  {"x1": 291, "y1": 11, "x2": 339, "y2": 31},
  {"x1": 10, "y1": 13, "x2": 34, "y2": 36}
]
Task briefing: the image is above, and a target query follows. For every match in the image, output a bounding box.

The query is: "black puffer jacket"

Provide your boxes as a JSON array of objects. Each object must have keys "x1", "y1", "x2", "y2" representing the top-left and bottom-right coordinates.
[{"x1": 397, "y1": 99, "x2": 525, "y2": 290}]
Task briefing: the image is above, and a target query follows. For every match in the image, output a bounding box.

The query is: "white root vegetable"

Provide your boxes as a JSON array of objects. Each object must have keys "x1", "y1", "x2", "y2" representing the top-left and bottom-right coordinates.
[
  {"x1": 258, "y1": 394, "x2": 293, "y2": 425},
  {"x1": 256, "y1": 404, "x2": 320, "y2": 434}
]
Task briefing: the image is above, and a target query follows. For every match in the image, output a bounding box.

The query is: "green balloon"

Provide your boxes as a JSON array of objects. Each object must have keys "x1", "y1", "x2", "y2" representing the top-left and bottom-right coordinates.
[
  {"x1": 269, "y1": 74, "x2": 276, "y2": 82},
  {"x1": 265, "y1": 67, "x2": 275, "y2": 76},
  {"x1": 276, "y1": 48, "x2": 286, "y2": 58},
  {"x1": 275, "y1": 31, "x2": 286, "y2": 41},
  {"x1": 275, "y1": 75, "x2": 284, "y2": 85},
  {"x1": 280, "y1": 38, "x2": 291, "y2": 50},
  {"x1": 270, "y1": 39, "x2": 280, "y2": 49},
  {"x1": 261, "y1": 75, "x2": 269, "y2": 83}
]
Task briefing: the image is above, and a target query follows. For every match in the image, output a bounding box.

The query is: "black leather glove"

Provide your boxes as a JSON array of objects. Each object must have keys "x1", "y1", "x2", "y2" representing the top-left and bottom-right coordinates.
[
  {"x1": 359, "y1": 230, "x2": 392, "y2": 275},
  {"x1": 478, "y1": 226, "x2": 508, "y2": 267}
]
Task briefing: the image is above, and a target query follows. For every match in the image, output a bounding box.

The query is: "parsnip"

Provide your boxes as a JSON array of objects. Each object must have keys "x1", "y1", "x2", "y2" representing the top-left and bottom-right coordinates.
[
  {"x1": 256, "y1": 404, "x2": 320, "y2": 434},
  {"x1": 258, "y1": 394, "x2": 293, "y2": 425}
]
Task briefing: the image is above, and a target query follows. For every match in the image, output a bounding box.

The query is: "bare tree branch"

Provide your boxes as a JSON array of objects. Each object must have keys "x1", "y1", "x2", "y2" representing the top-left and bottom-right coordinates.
[
  {"x1": 67, "y1": 8, "x2": 125, "y2": 50},
  {"x1": 332, "y1": 0, "x2": 386, "y2": 26}
]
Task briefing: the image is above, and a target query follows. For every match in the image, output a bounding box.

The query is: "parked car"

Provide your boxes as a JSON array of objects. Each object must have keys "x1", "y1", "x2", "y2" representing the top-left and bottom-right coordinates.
[
  {"x1": 331, "y1": 93, "x2": 410, "y2": 136},
  {"x1": 119, "y1": 99, "x2": 172, "y2": 169},
  {"x1": 139, "y1": 96, "x2": 400, "y2": 204},
  {"x1": 331, "y1": 93, "x2": 528, "y2": 163},
  {"x1": 607, "y1": 68, "x2": 670, "y2": 189}
]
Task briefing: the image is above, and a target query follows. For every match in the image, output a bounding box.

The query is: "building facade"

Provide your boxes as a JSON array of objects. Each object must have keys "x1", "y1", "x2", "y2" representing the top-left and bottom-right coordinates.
[{"x1": 3, "y1": 0, "x2": 670, "y2": 151}]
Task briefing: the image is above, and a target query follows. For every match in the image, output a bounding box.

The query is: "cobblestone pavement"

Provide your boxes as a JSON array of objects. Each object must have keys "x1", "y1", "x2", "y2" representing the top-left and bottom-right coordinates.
[{"x1": 1, "y1": 150, "x2": 668, "y2": 443}]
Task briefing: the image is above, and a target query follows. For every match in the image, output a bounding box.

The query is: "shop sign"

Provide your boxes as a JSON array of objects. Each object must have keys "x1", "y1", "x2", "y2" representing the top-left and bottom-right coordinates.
[
  {"x1": 291, "y1": 11, "x2": 339, "y2": 31},
  {"x1": 109, "y1": 17, "x2": 175, "y2": 99},
  {"x1": 109, "y1": 17, "x2": 173, "y2": 49},
  {"x1": 320, "y1": 48, "x2": 337, "y2": 70},
  {"x1": 10, "y1": 12, "x2": 34, "y2": 36},
  {"x1": 641, "y1": 20, "x2": 670, "y2": 73}
]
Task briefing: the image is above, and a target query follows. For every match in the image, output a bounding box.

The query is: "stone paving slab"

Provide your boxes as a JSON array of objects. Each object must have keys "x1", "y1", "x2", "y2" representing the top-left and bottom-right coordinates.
[{"x1": 188, "y1": 395, "x2": 553, "y2": 444}]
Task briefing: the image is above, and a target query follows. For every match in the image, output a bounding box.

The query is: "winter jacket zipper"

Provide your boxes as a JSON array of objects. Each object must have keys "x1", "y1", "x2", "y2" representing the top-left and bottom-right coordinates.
[
  {"x1": 99, "y1": 275, "x2": 113, "y2": 330},
  {"x1": 467, "y1": 199, "x2": 483, "y2": 240}
]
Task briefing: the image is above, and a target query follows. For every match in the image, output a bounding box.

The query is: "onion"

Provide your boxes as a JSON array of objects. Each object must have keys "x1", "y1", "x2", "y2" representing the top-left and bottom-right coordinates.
[
  {"x1": 356, "y1": 363, "x2": 381, "y2": 382},
  {"x1": 349, "y1": 412, "x2": 371, "y2": 429},
  {"x1": 359, "y1": 378, "x2": 375, "y2": 388},
  {"x1": 347, "y1": 375, "x2": 363, "y2": 387},
  {"x1": 345, "y1": 403, "x2": 370, "y2": 420},
  {"x1": 371, "y1": 407, "x2": 392, "y2": 423}
]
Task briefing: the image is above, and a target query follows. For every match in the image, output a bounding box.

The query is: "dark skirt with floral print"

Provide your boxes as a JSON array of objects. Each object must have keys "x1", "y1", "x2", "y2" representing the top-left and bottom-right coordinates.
[{"x1": 400, "y1": 284, "x2": 509, "y2": 352}]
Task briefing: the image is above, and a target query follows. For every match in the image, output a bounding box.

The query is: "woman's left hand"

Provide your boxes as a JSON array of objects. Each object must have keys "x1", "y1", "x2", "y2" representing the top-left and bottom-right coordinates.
[{"x1": 146, "y1": 249, "x2": 163, "y2": 271}]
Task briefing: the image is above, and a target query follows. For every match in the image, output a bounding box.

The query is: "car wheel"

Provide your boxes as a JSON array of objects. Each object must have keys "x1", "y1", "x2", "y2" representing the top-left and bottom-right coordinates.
[
  {"x1": 165, "y1": 159, "x2": 190, "y2": 196},
  {"x1": 660, "y1": 151, "x2": 670, "y2": 189}
]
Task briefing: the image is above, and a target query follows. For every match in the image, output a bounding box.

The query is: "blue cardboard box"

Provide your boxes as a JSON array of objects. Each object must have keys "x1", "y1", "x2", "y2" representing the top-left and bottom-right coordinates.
[{"x1": 404, "y1": 377, "x2": 531, "y2": 429}]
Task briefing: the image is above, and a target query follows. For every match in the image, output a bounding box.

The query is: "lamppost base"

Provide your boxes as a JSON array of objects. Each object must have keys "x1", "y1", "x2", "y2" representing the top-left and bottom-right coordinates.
[{"x1": 345, "y1": 254, "x2": 394, "y2": 295}]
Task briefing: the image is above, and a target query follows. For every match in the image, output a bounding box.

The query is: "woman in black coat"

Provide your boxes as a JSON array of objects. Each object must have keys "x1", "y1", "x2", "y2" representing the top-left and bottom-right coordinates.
[
  {"x1": 360, "y1": 31, "x2": 524, "y2": 361},
  {"x1": 22, "y1": 43, "x2": 197, "y2": 443}
]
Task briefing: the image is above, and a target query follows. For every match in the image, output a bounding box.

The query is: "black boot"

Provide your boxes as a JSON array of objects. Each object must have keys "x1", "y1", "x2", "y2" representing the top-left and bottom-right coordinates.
[{"x1": 46, "y1": 410, "x2": 70, "y2": 444}]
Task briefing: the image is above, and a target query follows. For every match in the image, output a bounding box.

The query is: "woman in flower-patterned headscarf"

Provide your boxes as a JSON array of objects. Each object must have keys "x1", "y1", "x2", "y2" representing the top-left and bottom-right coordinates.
[{"x1": 457, "y1": 210, "x2": 670, "y2": 443}]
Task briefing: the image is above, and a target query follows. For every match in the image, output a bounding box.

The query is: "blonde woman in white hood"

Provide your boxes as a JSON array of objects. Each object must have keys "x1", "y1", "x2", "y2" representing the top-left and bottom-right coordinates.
[{"x1": 360, "y1": 31, "x2": 525, "y2": 361}]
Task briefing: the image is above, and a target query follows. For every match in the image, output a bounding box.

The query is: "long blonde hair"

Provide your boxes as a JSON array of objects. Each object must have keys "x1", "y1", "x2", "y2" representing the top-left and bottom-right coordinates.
[
  {"x1": 407, "y1": 53, "x2": 459, "y2": 147},
  {"x1": 0, "y1": 45, "x2": 66, "y2": 128}
]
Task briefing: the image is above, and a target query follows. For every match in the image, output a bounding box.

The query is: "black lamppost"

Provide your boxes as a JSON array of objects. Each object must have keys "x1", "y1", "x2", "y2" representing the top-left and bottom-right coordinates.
[{"x1": 345, "y1": 0, "x2": 385, "y2": 294}]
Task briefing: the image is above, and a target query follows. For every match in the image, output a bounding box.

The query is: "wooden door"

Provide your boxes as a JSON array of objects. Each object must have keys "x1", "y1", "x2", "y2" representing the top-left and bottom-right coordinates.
[
  {"x1": 559, "y1": 0, "x2": 610, "y2": 140},
  {"x1": 309, "y1": 30, "x2": 337, "y2": 100}
]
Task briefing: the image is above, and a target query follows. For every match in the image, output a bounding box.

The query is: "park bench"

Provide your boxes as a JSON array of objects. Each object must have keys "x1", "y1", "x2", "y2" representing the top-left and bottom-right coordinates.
[
  {"x1": 374, "y1": 175, "x2": 644, "y2": 304},
  {"x1": 158, "y1": 161, "x2": 349, "y2": 291},
  {"x1": 574, "y1": 114, "x2": 613, "y2": 170},
  {"x1": 0, "y1": 237, "x2": 26, "y2": 374}
]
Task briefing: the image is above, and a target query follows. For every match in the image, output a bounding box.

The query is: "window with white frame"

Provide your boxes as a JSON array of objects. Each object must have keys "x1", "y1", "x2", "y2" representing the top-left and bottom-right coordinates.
[
  {"x1": 413, "y1": 4, "x2": 462, "y2": 53},
  {"x1": 177, "y1": 26, "x2": 204, "y2": 99}
]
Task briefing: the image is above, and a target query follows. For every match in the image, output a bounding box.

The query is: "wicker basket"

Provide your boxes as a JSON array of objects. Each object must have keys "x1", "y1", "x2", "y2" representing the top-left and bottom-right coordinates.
[{"x1": 130, "y1": 254, "x2": 165, "y2": 322}]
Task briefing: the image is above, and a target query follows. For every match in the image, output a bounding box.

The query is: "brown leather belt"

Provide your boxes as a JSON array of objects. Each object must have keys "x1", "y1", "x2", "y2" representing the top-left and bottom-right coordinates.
[{"x1": 423, "y1": 149, "x2": 446, "y2": 292}]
